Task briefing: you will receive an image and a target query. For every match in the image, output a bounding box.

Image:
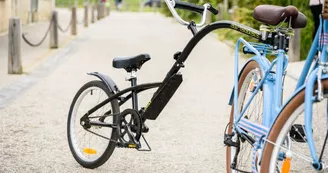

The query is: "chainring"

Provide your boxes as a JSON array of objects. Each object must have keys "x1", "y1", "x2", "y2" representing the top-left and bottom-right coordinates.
[{"x1": 118, "y1": 109, "x2": 142, "y2": 144}]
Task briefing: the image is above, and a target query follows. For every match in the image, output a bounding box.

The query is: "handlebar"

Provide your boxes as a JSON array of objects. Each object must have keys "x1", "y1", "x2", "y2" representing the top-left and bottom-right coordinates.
[
  {"x1": 208, "y1": 5, "x2": 219, "y2": 15},
  {"x1": 164, "y1": 0, "x2": 218, "y2": 27},
  {"x1": 174, "y1": 1, "x2": 218, "y2": 15}
]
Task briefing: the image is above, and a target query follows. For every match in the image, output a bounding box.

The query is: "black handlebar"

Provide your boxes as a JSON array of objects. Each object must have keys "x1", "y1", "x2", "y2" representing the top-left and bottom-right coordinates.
[
  {"x1": 174, "y1": 1, "x2": 219, "y2": 15},
  {"x1": 207, "y1": 4, "x2": 219, "y2": 15},
  {"x1": 174, "y1": 1, "x2": 204, "y2": 14}
]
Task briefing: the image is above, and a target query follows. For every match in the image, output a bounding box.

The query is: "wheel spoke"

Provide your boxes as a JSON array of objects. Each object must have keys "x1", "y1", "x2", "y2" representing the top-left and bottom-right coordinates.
[
  {"x1": 264, "y1": 138, "x2": 312, "y2": 163},
  {"x1": 67, "y1": 81, "x2": 118, "y2": 167},
  {"x1": 228, "y1": 64, "x2": 264, "y2": 172}
]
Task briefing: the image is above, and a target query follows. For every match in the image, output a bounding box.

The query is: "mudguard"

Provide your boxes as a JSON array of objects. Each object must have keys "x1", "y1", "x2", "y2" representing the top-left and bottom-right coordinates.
[
  {"x1": 87, "y1": 72, "x2": 119, "y2": 93},
  {"x1": 228, "y1": 56, "x2": 271, "y2": 105}
]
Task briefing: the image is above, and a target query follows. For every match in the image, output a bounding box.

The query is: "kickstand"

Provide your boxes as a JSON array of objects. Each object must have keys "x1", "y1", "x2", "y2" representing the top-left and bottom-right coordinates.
[{"x1": 137, "y1": 135, "x2": 152, "y2": 151}]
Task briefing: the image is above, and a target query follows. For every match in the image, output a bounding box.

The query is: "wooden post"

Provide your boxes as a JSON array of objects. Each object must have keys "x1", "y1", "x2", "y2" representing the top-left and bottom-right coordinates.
[
  {"x1": 32, "y1": 9, "x2": 39, "y2": 22},
  {"x1": 91, "y1": 4, "x2": 95, "y2": 23},
  {"x1": 288, "y1": 29, "x2": 301, "y2": 62},
  {"x1": 105, "y1": 1, "x2": 110, "y2": 16},
  {"x1": 206, "y1": 11, "x2": 212, "y2": 24},
  {"x1": 230, "y1": 6, "x2": 238, "y2": 21},
  {"x1": 97, "y1": 3, "x2": 101, "y2": 20},
  {"x1": 101, "y1": 4, "x2": 105, "y2": 18},
  {"x1": 216, "y1": 3, "x2": 224, "y2": 21},
  {"x1": 153, "y1": 2, "x2": 156, "y2": 13},
  {"x1": 97, "y1": 3, "x2": 105, "y2": 20},
  {"x1": 223, "y1": 0, "x2": 228, "y2": 16},
  {"x1": 139, "y1": 0, "x2": 144, "y2": 12},
  {"x1": 71, "y1": 6, "x2": 77, "y2": 35},
  {"x1": 84, "y1": 5, "x2": 89, "y2": 27},
  {"x1": 50, "y1": 11, "x2": 58, "y2": 49},
  {"x1": 106, "y1": 7, "x2": 110, "y2": 16},
  {"x1": 8, "y1": 18, "x2": 23, "y2": 74}
]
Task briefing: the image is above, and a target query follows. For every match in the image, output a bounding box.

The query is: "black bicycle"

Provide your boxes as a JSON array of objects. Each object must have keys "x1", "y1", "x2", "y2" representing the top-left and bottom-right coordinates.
[{"x1": 66, "y1": 0, "x2": 283, "y2": 169}]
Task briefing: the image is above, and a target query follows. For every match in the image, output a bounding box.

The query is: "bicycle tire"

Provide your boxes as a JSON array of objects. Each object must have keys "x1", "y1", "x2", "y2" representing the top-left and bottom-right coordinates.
[
  {"x1": 226, "y1": 60, "x2": 264, "y2": 173},
  {"x1": 261, "y1": 79, "x2": 328, "y2": 173},
  {"x1": 67, "y1": 80, "x2": 120, "y2": 169}
]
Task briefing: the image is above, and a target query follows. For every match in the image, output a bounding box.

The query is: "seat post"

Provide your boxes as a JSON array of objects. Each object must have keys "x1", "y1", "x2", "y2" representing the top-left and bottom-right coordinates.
[{"x1": 127, "y1": 69, "x2": 138, "y2": 110}]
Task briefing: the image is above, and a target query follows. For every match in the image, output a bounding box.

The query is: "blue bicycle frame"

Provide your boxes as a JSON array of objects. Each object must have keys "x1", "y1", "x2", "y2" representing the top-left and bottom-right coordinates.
[
  {"x1": 303, "y1": 17, "x2": 328, "y2": 169},
  {"x1": 231, "y1": 16, "x2": 328, "y2": 171}
]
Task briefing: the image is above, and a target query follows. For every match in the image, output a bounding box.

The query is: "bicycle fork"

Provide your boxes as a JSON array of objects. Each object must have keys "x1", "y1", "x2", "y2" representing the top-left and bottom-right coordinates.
[{"x1": 304, "y1": 63, "x2": 328, "y2": 170}]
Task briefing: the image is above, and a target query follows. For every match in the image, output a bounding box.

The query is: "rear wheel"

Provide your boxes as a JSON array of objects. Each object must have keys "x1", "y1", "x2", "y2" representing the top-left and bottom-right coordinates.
[
  {"x1": 67, "y1": 80, "x2": 120, "y2": 169},
  {"x1": 226, "y1": 61, "x2": 264, "y2": 173},
  {"x1": 261, "y1": 79, "x2": 328, "y2": 173}
]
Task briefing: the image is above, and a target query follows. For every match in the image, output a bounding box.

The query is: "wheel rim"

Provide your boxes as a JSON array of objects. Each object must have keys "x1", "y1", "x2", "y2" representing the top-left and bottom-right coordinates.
[
  {"x1": 230, "y1": 67, "x2": 263, "y2": 172},
  {"x1": 269, "y1": 97, "x2": 328, "y2": 173},
  {"x1": 69, "y1": 86, "x2": 114, "y2": 162}
]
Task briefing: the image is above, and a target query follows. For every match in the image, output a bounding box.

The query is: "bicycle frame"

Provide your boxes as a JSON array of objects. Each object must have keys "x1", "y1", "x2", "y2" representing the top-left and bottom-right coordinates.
[
  {"x1": 304, "y1": 17, "x2": 328, "y2": 169},
  {"x1": 231, "y1": 16, "x2": 328, "y2": 171},
  {"x1": 85, "y1": 20, "x2": 261, "y2": 121},
  {"x1": 81, "y1": 12, "x2": 328, "y2": 171},
  {"x1": 230, "y1": 36, "x2": 288, "y2": 172}
]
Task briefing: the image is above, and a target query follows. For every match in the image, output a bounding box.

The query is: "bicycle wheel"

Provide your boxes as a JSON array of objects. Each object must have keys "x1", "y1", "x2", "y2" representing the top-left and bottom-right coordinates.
[
  {"x1": 261, "y1": 79, "x2": 328, "y2": 173},
  {"x1": 226, "y1": 61, "x2": 264, "y2": 173},
  {"x1": 67, "y1": 80, "x2": 120, "y2": 169}
]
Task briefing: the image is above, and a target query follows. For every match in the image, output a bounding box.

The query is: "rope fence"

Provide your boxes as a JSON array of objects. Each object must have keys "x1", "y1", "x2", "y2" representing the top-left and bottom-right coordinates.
[
  {"x1": 22, "y1": 15, "x2": 54, "y2": 47},
  {"x1": 57, "y1": 19, "x2": 72, "y2": 33},
  {"x1": 21, "y1": 4, "x2": 98, "y2": 47},
  {"x1": 8, "y1": 3, "x2": 110, "y2": 74}
]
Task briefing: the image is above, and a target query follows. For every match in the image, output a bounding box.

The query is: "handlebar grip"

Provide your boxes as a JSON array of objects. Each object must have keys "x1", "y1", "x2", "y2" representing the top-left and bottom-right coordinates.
[
  {"x1": 174, "y1": 1, "x2": 204, "y2": 14},
  {"x1": 174, "y1": 1, "x2": 219, "y2": 15},
  {"x1": 207, "y1": 4, "x2": 219, "y2": 15}
]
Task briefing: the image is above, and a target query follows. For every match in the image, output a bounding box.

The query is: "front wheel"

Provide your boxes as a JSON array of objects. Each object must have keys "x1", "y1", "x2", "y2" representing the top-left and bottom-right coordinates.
[
  {"x1": 261, "y1": 79, "x2": 328, "y2": 173},
  {"x1": 67, "y1": 80, "x2": 120, "y2": 169}
]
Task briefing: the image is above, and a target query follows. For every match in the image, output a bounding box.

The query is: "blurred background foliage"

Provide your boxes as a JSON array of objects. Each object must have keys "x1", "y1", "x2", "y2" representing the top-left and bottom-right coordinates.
[
  {"x1": 56, "y1": 0, "x2": 315, "y2": 60},
  {"x1": 56, "y1": 0, "x2": 157, "y2": 12},
  {"x1": 56, "y1": 0, "x2": 98, "y2": 7},
  {"x1": 161, "y1": 0, "x2": 314, "y2": 60}
]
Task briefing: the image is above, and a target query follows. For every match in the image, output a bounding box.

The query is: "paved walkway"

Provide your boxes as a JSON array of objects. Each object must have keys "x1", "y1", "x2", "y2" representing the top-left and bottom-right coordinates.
[{"x1": 0, "y1": 12, "x2": 301, "y2": 172}]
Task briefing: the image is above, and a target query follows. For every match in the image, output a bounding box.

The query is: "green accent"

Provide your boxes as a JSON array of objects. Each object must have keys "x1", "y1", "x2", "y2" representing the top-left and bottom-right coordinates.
[
  {"x1": 260, "y1": 25, "x2": 295, "y2": 36},
  {"x1": 145, "y1": 101, "x2": 151, "y2": 109},
  {"x1": 230, "y1": 24, "x2": 260, "y2": 39}
]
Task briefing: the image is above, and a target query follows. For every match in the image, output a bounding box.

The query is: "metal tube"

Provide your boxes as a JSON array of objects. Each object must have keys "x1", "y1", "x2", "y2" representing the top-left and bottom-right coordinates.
[
  {"x1": 161, "y1": 21, "x2": 261, "y2": 88},
  {"x1": 82, "y1": 82, "x2": 162, "y2": 119},
  {"x1": 163, "y1": 0, "x2": 209, "y2": 27},
  {"x1": 131, "y1": 77, "x2": 139, "y2": 110}
]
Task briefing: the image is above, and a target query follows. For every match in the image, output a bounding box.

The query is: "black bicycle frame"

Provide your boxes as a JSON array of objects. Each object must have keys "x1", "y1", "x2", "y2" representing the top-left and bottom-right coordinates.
[
  {"x1": 84, "y1": 20, "x2": 261, "y2": 121},
  {"x1": 81, "y1": 82, "x2": 162, "y2": 120},
  {"x1": 162, "y1": 20, "x2": 261, "y2": 86}
]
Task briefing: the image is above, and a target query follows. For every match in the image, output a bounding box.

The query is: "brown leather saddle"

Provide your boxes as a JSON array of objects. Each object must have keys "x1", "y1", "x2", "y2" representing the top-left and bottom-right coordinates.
[{"x1": 253, "y1": 5, "x2": 307, "y2": 29}]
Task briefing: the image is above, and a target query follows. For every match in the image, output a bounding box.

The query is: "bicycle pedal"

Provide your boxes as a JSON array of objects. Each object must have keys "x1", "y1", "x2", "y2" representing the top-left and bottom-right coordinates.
[
  {"x1": 128, "y1": 143, "x2": 137, "y2": 148},
  {"x1": 117, "y1": 142, "x2": 141, "y2": 149},
  {"x1": 289, "y1": 124, "x2": 308, "y2": 143}
]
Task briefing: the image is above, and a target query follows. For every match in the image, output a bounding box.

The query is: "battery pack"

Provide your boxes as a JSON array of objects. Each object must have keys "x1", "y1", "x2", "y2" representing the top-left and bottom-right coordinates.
[{"x1": 143, "y1": 73, "x2": 183, "y2": 120}]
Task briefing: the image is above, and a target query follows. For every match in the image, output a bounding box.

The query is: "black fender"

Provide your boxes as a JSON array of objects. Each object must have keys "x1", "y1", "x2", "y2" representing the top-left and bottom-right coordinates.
[{"x1": 87, "y1": 72, "x2": 119, "y2": 93}]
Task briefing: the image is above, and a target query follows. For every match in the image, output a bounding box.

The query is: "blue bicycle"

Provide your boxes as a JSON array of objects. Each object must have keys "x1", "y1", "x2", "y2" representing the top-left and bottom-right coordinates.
[{"x1": 225, "y1": 2, "x2": 328, "y2": 173}]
